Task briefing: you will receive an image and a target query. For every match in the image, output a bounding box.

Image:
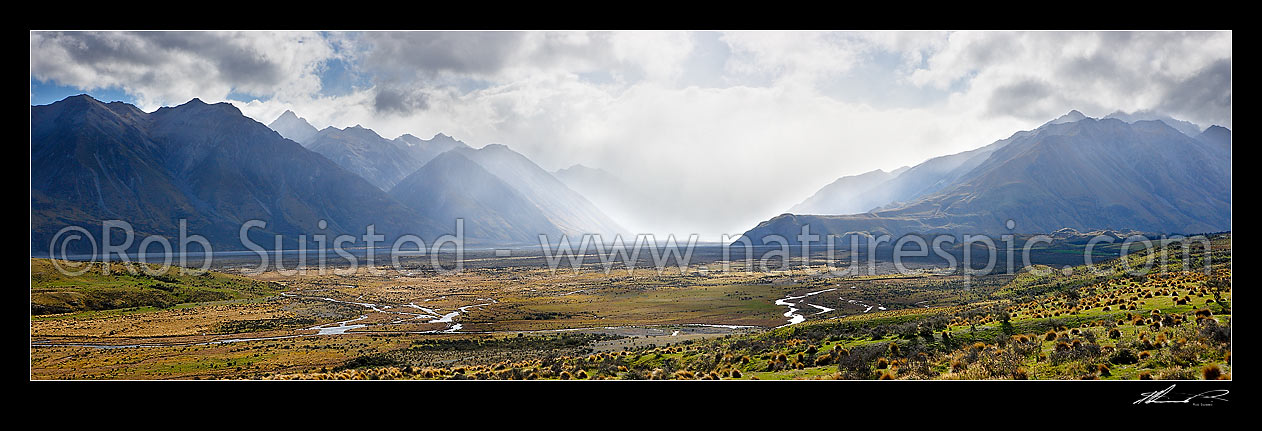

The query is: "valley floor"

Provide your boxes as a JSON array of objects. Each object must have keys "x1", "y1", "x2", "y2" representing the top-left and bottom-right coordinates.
[{"x1": 30, "y1": 235, "x2": 1231, "y2": 380}]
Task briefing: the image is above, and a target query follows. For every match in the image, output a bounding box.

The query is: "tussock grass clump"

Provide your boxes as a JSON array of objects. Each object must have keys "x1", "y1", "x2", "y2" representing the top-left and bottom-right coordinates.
[{"x1": 1202, "y1": 364, "x2": 1222, "y2": 380}]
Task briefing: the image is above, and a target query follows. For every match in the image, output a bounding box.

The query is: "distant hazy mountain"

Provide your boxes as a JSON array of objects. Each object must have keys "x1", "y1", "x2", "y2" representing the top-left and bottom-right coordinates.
[
  {"x1": 822, "y1": 133, "x2": 1021, "y2": 217},
  {"x1": 305, "y1": 125, "x2": 423, "y2": 191},
  {"x1": 394, "y1": 133, "x2": 469, "y2": 167},
  {"x1": 390, "y1": 151, "x2": 559, "y2": 243},
  {"x1": 388, "y1": 147, "x2": 625, "y2": 243},
  {"x1": 266, "y1": 110, "x2": 319, "y2": 145},
  {"x1": 788, "y1": 167, "x2": 908, "y2": 215},
  {"x1": 1104, "y1": 110, "x2": 1204, "y2": 137},
  {"x1": 740, "y1": 112, "x2": 1231, "y2": 243},
  {"x1": 457, "y1": 145, "x2": 625, "y2": 239},
  {"x1": 301, "y1": 123, "x2": 472, "y2": 192},
  {"x1": 1044, "y1": 109, "x2": 1089, "y2": 126},
  {"x1": 31, "y1": 95, "x2": 446, "y2": 253},
  {"x1": 266, "y1": 107, "x2": 614, "y2": 243}
]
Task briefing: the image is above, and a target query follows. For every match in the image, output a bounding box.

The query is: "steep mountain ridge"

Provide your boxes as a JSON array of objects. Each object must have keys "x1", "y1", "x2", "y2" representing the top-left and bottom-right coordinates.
[{"x1": 740, "y1": 113, "x2": 1231, "y2": 244}]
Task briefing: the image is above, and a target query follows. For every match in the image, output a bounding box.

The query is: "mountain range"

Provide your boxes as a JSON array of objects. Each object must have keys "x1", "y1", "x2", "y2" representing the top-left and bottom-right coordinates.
[
  {"x1": 270, "y1": 111, "x2": 472, "y2": 192},
  {"x1": 274, "y1": 110, "x2": 623, "y2": 242},
  {"x1": 30, "y1": 95, "x2": 625, "y2": 253},
  {"x1": 742, "y1": 111, "x2": 1231, "y2": 244},
  {"x1": 30, "y1": 96, "x2": 1231, "y2": 253},
  {"x1": 31, "y1": 96, "x2": 447, "y2": 253}
]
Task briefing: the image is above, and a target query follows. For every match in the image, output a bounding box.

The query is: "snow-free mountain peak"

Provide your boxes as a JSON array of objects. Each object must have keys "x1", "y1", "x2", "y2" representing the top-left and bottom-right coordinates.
[
  {"x1": 1103, "y1": 109, "x2": 1204, "y2": 137},
  {"x1": 1045, "y1": 109, "x2": 1089, "y2": 126},
  {"x1": 267, "y1": 109, "x2": 319, "y2": 145}
]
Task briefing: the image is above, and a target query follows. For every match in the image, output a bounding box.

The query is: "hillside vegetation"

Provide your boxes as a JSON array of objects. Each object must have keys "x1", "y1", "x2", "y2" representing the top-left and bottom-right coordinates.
[
  {"x1": 265, "y1": 234, "x2": 1230, "y2": 380},
  {"x1": 31, "y1": 259, "x2": 283, "y2": 315}
]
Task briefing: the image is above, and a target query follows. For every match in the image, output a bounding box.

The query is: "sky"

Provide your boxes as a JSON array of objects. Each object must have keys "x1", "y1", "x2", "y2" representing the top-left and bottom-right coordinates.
[{"x1": 30, "y1": 30, "x2": 1232, "y2": 240}]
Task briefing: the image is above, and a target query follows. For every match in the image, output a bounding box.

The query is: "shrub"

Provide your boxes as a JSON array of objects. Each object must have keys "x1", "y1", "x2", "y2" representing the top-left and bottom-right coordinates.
[{"x1": 1109, "y1": 348, "x2": 1139, "y2": 365}]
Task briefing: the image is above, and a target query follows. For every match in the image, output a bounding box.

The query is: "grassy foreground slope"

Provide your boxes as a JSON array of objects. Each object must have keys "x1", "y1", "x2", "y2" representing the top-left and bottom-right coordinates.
[
  {"x1": 266, "y1": 234, "x2": 1230, "y2": 380},
  {"x1": 31, "y1": 259, "x2": 283, "y2": 315}
]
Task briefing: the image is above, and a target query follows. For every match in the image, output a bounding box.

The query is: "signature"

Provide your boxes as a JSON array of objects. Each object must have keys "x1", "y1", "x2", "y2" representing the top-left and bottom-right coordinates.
[{"x1": 1134, "y1": 384, "x2": 1229, "y2": 405}]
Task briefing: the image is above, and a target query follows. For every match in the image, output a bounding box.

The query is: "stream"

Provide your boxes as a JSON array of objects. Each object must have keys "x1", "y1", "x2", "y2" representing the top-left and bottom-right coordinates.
[{"x1": 773, "y1": 288, "x2": 886, "y2": 328}]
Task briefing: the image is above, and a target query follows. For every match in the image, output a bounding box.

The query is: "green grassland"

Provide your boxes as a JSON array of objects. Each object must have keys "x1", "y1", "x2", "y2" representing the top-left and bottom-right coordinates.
[{"x1": 31, "y1": 259, "x2": 284, "y2": 315}]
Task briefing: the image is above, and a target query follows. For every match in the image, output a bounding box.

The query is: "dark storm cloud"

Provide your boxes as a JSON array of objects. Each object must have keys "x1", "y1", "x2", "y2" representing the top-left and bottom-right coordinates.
[
  {"x1": 357, "y1": 31, "x2": 526, "y2": 80},
  {"x1": 143, "y1": 32, "x2": 285, "y2": 88},
  {"x1": 1158, "y1": 59, "x2": 1232, "y2": 128},
  {"x1": 33, "y1": 31, "x2": 286, "y2": 91},
  {"x1": 352, "y1": 31, "x2": 624, "y2": 83},
  {"x1": 986, "y1": 79, "x2": 1054, "y2": 120},
  {"x1": 373, "y1": 86, "x2": 431, "y2": 114}
]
